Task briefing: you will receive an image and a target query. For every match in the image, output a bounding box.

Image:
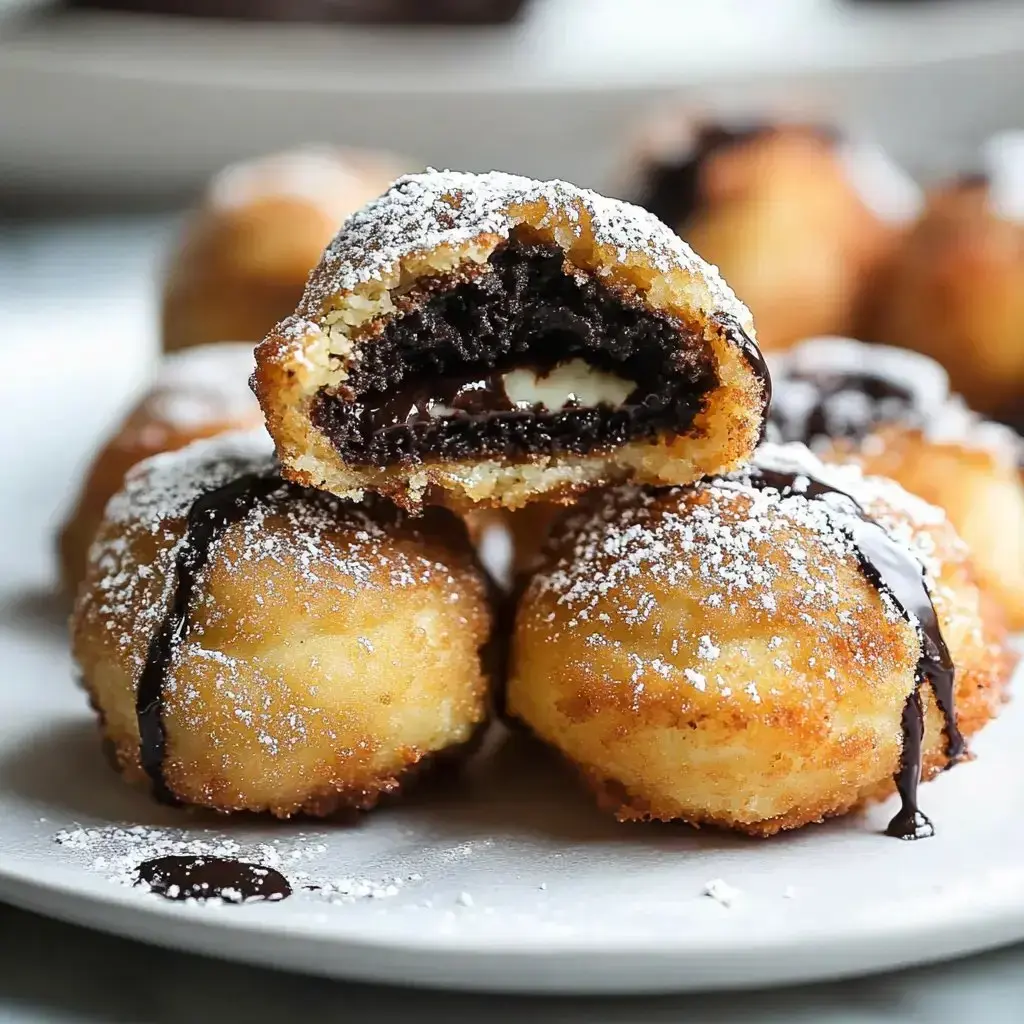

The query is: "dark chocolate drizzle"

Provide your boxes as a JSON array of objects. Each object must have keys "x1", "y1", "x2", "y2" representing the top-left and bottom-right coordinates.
[
  {"x1": 137, "y1": 856, "x2": 291, "y2": 902},
  {"x1": 136, "y1": 470, "x2": 284, "y2": 803},
  {"x1": 716, "y1": 313, "x2": 772, "y2": 432},
  {"x1": 742, "y1": 466, "x2": 962, "y2": 839}
]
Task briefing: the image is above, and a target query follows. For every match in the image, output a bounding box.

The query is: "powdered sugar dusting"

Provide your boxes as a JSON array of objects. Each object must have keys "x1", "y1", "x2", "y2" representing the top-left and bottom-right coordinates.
[
  {"x1": 299, "y1": 169, "x2": 748, "y2": 323},
  {"x1": 103, "y1": 430, "x2": 274, "y2": 530},
  {"x1": 529, "y1": 442, "x2": 950, "y2": 691},
  {"x1": 54, "y1": 825, "x2": 408, "y2": 904},
  {"x1": 81, "y1": 431, "x2": 477, "y2": 722}
]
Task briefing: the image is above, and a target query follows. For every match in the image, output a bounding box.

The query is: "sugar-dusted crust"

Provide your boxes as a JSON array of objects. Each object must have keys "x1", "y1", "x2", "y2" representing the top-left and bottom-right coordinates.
[
  {"x1": 253, "y1": 169, "x2": 767, "y2": 511},
  {"x1": 58, "y1": 342, "x2": 264, "y2": 597},
  {"x1": 508, "y1": 442, "x2": 1014, "y2": 836},
  {"x1": 769, "y1": 335, "x2": 1024, "y2": 630},
  {"x1": 72, "y1": 432, "x2": 493, "y2": 817}
]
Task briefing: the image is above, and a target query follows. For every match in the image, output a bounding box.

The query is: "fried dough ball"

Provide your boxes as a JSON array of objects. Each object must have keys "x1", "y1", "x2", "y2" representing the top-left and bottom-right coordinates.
[
  {"x1": 162, "y1": 147, "x2": 406, "y2": 353},
  {"x1": 58, "y1": 342, "x2": 263, "y2": 597},
  {"x1": 867, "y1": 142, "x2": 1024, "y2": 417},
  {"x1": 508, "y1": 444, "x2": 1011, "y2": 836},
  {"x1": 837, "y1": 428, "x2": 1024, "y2": 631},
  {"x1": 254, "y1": 170, "x2": 768, "y2": 512},
  {"x1": 631, "y1": 121, "x2": 920, "y2": 352},
  {"x1": 72, "y1": 432, "x2": 493, "y2": 816},
  {"x1": 770, "y1": 336, "x2": 1024, "y2": 630}
]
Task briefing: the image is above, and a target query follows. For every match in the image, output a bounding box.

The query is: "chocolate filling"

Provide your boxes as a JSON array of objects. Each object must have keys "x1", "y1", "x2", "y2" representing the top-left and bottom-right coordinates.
[
  {"x1": 309, "y1": 236, "x2": 754, "y2": 467},
  {"x1": 744, "y1": 467, "x2": 962, "y2": 839}
]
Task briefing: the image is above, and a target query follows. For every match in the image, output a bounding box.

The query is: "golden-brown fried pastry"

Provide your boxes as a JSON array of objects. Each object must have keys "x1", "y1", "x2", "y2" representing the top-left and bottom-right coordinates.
[
  {"x1": 58, "y1": 342, "x2": 263, "y2": 597},
  {"x1": 162, "y1": 147, "x2": 406, "y2": 353},
  {"x1": 866, "y1": 142, "x2": 1024, "y2": 418},
  {"x1": 253, "y1": 169, "x2": 769, "y2": 513},
  {"x1": 508, "y1": 443, "x2": 1012, "y2": 838},
  {"x1": 72, "y1": 432, "x2": 493, "y2": 816},
  {"x1": 631, "y1": 121, "x2": 920, "y2": 352},
  {"x1": 770, "y1": 336, "x2": 1024, "y2": 630}
]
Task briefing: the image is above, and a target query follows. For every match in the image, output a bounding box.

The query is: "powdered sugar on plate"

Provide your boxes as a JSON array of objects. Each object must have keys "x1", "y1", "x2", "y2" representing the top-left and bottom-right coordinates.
[{"x1": 54, "y1": 824, "x2": 412, "y2": 905}]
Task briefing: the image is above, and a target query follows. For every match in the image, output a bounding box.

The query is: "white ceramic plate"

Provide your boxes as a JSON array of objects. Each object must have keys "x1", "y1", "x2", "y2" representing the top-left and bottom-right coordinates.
[{"x1": 2, "y1": 298, "x2": 1023, "y2": 995}]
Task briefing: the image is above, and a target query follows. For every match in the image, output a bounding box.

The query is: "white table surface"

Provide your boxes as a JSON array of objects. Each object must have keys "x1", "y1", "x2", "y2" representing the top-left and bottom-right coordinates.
[{"x1": 2, "y1": 215, "x2": 1024, "y2": 1022}]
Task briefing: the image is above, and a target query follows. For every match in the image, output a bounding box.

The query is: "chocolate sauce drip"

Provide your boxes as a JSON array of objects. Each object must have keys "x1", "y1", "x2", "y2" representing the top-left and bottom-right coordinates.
[
  {"x1": 885, "y1": 690, "x2": 935, "y2": 840},
  {"x1": 744, "y1": 467, "x2": 961, "y2": 838},
  {"x1": 716, "y1": 314, "x2": 772, "y2": 429},
  {"x1": 136, "y1": 471, "x2": 284, "y2": 803},
  {"x1": 137, "y1": 856, "x2": 291, "y2": 902}
]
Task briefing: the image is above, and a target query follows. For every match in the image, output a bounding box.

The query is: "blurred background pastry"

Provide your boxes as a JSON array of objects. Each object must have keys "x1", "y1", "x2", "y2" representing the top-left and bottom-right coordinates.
[
  {"x1": 58, "y1": 341, "x2": 263, "y2": 596},
  {"x1": 770, "y1": 336, "x2": 1024, "y2": 629},
  {"x1": 629, "y1": 120, "x2": 920, "y2": 353},
  {"x1": 865, "y1": 133, "x2": 1024, "y2": 425},
  {"x1": 161, "y1": 146, "x2": 408, "y2": 353},
  {"x1": 65, "y1": 0, "x2": 530, "y2": 23}
]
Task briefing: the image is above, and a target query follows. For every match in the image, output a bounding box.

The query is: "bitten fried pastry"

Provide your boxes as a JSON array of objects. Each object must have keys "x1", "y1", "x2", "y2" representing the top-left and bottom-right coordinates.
[
  {"x1": 866, "y1": 134, "x2": 1024, "y2": 419},
  {"x1": 508, "y1": 443, "x2": 1012, "y2": 837},
  {"x1": 770, "y1": 336, "x2": 1024, "y2": 629},
  {"x1": 58, "y1": 342, "x2": 264, "y2": 596},
  {"x1": 162, "y1": 147, "x2": 406, "y2": 353},
  {"x1": 253, "y1": 169, "x2": 769, "y2": 513},
  {"x1": 72, "y1": 432, "x2": 492, "y2": 816},
  {"x1": 631, "y1": 121, "x2": 920, "y2": 352}
]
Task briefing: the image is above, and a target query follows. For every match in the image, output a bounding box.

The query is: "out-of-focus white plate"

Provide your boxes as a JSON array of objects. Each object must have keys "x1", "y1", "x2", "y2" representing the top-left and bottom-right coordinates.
[
  {"x1": 0, "y1": 244, "x2": 1023, "y2": 994},
  {"x1": 3, "y1": 0, "x2": 1024, "y2": 197}
]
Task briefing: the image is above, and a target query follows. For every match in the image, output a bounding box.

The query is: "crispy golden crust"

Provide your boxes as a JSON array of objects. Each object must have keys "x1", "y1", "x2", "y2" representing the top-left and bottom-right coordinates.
[
  {"x1": 866, "y1": 179, "x2": 1024, "y2": 415},
  {"x1": 72, "y1": 436, "x2": 493, "y2": 817},
  {"x1": 58, "y1": 343, "x2": 263, "y2": 597},
  {"x1": 824, "y1": 425, "x2": 1024, "y2": 632},
  {"x1": 674, "y1": 127, "x2": 897, "y2": 353},
  {"x1": 253, "y1": 170, "x2": 767, "y2": 512},
  {"x1": 162, "y1": 148, "x2": 405, "y2": 353},
  {"x1": 507, "y1": 454, "x2": 1013, "y2": 836}
]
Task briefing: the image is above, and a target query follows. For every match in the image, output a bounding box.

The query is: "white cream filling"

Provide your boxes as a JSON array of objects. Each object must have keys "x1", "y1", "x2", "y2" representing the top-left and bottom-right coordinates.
[{"x1": 502, "y1": 359, "x2": 636, "y2": 411}]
